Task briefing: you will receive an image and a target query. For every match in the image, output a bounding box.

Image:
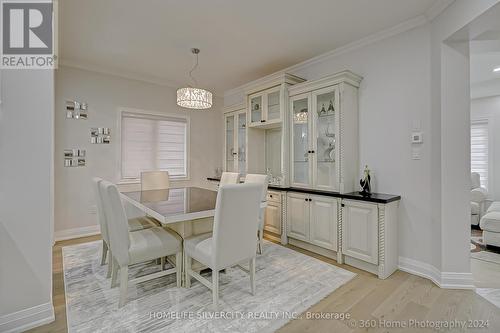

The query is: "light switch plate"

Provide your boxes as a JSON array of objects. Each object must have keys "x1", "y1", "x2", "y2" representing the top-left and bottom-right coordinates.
[
  {"x1": 411, "y1": 132, "x2": 423, "y2": 144},
  {"x1": 412, "y1": 147, "x2": 421, "y2": 160}
]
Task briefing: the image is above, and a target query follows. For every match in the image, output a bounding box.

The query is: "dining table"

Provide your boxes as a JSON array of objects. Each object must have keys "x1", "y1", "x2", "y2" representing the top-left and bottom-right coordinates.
[{"x1": 120, "y1": 186, "x2": 266, "y2": 285}]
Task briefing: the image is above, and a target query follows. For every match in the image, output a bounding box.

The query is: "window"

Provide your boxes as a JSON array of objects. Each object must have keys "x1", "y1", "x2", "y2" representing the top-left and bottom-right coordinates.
[
  {"x1": 121, "y1": 111, "x2": 188, "y2": 180},
  {"x1": 471, "y1": 120, "x2": 488, "y2": 188}
]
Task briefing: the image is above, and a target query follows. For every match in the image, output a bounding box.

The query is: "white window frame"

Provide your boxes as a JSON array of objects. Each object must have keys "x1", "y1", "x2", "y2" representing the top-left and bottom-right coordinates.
[
  {"x1": 116, "y1": 107, "x2": 190, "y2": 184},
  {"x1": 470, "y1": 118, "x2": 489, "y2": 189}
]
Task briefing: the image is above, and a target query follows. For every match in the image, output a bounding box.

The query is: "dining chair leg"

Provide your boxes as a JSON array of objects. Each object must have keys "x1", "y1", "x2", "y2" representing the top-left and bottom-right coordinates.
[
  {"x1": 184, "y1": 254, "x2": 191, "y2": 288},
  {"x1": 175, "y1": 252, "x2": 182, "y2": 288},
  {"x1": 161, "y1": 257, "x2": 166, "y2": 271},
  {"x1": 101, "y1": 241, "x2": 108, "y2": 266},
  {"x1": 258, "y1": 228, "x2": 264, "y2": 254},
  {"x1": 111, "y1": 258, "x2": 119, "y2": 288},
  {"x1": 212, "y1": 270, "x2": 219, "y2": 309},
  {"x1": 118, "y1": 266, "x2": 129, "y2": 308},
  {"x1": 249, "y1": 257, "x2": 256, "y2": 295},
  {"x1": 106, "y1": 250, "x2": 113, "y2": 278}
]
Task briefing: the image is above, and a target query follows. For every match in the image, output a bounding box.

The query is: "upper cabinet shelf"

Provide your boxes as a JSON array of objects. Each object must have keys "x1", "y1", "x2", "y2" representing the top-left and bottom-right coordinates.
[{"x1": 245, "y1": 73, "x2": 305, "y2": 129}]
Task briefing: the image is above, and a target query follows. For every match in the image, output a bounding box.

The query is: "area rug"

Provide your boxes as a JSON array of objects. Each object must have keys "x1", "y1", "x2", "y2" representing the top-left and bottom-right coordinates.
[{"x1": 63, "y1": 240, "x2": 355, "y2": 333}]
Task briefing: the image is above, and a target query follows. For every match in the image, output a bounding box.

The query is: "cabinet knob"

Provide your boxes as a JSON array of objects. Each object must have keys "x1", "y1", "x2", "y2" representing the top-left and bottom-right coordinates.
[
  {"x1": 270, "y1": 195, "x2": 273, "y2": 198},
  {"x1": 341, "y1": 203, "x2": 345, "y2": 207},
  {"x1": 304, "y1": 198, "x2": 308, "y2": 202},
  {"x1": 311, "y1": 150, "x2": 315, "y2": 154},
  {"x1": 260, "y1": 120, "x2": 266, "y2": 123}
]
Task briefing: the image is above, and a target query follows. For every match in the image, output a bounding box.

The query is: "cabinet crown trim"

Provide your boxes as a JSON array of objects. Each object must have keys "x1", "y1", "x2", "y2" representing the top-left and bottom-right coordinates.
[
  {"x1": 244, "y1": 73, "x2": 305, "y2": 95},
  {"x1": 223, "y1": 102, "x2": 246, "y2": 114},
  {"x1": 288, "y1": 70, "x2": 363, "y2": 96}
]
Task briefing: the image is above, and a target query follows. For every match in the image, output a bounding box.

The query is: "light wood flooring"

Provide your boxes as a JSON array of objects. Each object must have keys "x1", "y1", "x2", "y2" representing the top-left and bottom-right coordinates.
[{"x1": 28, "y1": 235, "x2": 500, "y2": 333}]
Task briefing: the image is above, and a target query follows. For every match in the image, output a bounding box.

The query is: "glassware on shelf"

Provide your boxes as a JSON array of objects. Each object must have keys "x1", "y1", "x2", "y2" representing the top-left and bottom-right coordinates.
[
  {"x1": 319, "y1": 103, "x2": 326, "y2": 116},
  {"x1": 327, "y1": 99, "x2": 335, "y2": 114},
  {"x1": 325, "y1": 122, "x2": 335, "y2": 138}
]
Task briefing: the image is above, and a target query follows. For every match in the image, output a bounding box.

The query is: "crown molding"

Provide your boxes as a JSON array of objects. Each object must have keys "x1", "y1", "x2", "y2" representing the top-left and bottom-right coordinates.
[
  {"x1": 58, "y1": 60, "x2": 222, "y2": 98},
  {"x1": 224, "y1": 14, "x2": 428, "y2": 99},
  {"x1": 288, "y1": 70, "x2": 363, "y2": 96},
  {"x1": 425, "y1": 0, "x2": 455, "y2": 22},
  {"x1": 223, "y1": 102, "x2": 246, "y2": 114}
]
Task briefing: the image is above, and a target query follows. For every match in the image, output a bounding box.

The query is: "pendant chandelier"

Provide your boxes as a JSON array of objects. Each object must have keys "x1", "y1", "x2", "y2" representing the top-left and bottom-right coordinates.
[{"x1": 177, "y1": 48, "x2": 213, "y2": 109}]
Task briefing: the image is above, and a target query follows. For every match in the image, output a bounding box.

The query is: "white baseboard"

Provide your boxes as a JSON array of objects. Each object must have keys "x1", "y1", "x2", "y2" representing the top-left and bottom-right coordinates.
[
  {"x1": 54, "y1": 225, "x2": 100, "y2": 242},
  {"x1": 440, "y1": 272, "x2": 475, "y2": 289},
  {"x1": 398, "y1": 256, "x2": 474, "y2": 290},
  {"x1": 398, "y1": 256, "x2": 442, "y2": 287},
  {"x1": 0, "y1": 302, "x2": 54, "y2": 333}
]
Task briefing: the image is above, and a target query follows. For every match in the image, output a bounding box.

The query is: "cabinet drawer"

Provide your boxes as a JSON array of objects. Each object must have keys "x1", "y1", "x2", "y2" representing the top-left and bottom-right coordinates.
[{"x1": 267, "y1": 190, "x2": 281, "y2": 203}]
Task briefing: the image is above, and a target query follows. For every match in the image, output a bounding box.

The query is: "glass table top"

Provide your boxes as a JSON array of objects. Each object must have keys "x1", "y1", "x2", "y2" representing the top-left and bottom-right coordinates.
[{"x1": 121, "y1": 187, "x2": 217, "y2": 218}]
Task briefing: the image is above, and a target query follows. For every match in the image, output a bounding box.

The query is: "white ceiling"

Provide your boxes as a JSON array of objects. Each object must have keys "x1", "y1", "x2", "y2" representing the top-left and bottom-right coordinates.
[{"x1": 60, "y1": 0, "x2": 438, "y2": 94}]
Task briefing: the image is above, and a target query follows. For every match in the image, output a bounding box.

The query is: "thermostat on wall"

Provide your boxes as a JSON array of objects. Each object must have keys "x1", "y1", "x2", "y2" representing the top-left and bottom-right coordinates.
[{"x1": 411, "y1": 132, "x2": 423, "y2": 144}]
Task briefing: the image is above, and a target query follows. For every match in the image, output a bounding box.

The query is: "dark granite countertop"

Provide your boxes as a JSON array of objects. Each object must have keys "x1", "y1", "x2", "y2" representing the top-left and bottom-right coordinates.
[{"x1": 207, "y1": 177, "x2": 401, "y2": 204}]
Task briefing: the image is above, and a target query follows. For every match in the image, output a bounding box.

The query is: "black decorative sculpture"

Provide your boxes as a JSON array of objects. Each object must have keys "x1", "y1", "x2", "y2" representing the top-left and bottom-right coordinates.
[{"x1": 359, "y1": 165, "x2": 371, "y2": 196}]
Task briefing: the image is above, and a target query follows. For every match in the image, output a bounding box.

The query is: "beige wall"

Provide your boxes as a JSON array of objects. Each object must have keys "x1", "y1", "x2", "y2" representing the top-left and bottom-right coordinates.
[{"x1": 55, "y1": 66, "x2": 223, "y2": 236}]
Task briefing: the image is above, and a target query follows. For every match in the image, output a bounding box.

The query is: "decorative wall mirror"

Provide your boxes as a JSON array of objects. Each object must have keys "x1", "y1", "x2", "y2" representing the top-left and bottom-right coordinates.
[{"x1": 66, "y1": 100, "x2": 88, "y2": 119}]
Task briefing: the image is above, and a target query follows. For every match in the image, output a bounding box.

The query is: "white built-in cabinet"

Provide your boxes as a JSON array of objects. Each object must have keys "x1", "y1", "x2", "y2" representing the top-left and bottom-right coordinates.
[
  {"x1": 288, "y1": 71, "x2": 362, "y2": 193},
  {"x1": 248, "y1": 86, "x2": 282, "y2": 128},
  {"x1": 221, "y1": 70, "x2": 401, "y2": 280},
  {"x1": 224, "y1": 109, "x2": 246, "y2": 175},
  {"x1": 286, "y1": 192, "x2": 337, "y2": 251}
]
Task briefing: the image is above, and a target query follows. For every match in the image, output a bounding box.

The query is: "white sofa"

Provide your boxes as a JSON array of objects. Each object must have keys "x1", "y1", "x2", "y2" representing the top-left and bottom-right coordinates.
[
  {"x1": 471, "y1": 172, "x2": 489, "y2": 226},
  {"x1": 480, "y1": 202, "x2": 500, "y2": 247}
]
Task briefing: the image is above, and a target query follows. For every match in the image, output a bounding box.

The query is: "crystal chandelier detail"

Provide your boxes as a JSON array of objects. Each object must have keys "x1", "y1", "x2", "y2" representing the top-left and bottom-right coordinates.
[{"x1": 177, "y1": 48, "x2": 213, "y2": 110}]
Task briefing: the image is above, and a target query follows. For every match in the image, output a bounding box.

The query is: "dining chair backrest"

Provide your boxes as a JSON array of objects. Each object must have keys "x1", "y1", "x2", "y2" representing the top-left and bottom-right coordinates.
[
  {"x1": 212, "y1": 183, "x2": 262, "y2": 269},
  {"x1": 141, "y1": 171, "x2": 170, "y2": 191},
  {"x1": 244, "y1": 174, "x2": 269, "y2": 203},
  {"x1": 92, "y1": 177, "x2": 109, "y2": 244},
  {"x1": 99, "y1": 180, "x2": 131, "y2": 267},
  {"x1": 219, "y1": 172, "x2": 239, "y2": 186}
]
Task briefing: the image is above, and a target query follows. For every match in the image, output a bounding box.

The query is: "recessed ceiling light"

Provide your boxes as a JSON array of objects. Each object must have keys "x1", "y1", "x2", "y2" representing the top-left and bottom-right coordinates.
[{"x1": 494, "y1": 67, "x2": 500, "y2": 72}]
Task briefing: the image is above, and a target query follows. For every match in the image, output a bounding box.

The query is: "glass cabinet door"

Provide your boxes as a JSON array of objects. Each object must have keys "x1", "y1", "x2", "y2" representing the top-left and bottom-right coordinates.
[
  {"x1": 225, "y1": 114, "x2": 235, "y2": 172},
  {"x1": 267, "y1": 89, "x2": 281, "y2": 121},
  {"x1": 250, "y1": 95, "x2": 263, "y2": 125},
  {"x1": 291, "y1": 95, "x2": 311, "y2": 186},
  {"x1": 237, "y1": 112, "x2": 246, "y2": 175},
  {"x1": 313, "y1": 87, "x2": 338, "y2": 190}
]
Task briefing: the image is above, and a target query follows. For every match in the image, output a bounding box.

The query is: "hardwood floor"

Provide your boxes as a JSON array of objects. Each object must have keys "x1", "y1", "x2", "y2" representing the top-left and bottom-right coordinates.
[{"x1": 28, "y1": 235, "x2": 500, "y2": 333}]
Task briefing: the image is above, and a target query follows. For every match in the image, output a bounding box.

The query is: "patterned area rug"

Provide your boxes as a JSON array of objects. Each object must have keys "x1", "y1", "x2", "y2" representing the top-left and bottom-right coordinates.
[
  {"x1": 63, "y1": 240, "x2": 355, "y2": 333},
  {"x1": 471, "y1": 229, "x2": 500, "y2": 265}
]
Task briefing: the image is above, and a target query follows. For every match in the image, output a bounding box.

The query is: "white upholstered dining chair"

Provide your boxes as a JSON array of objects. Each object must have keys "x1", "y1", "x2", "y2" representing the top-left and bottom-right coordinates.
[
  {"x1": 183, "y1": 183, "x2": 263, "y2": 308},
  {"x1": 92, "y1": 177, "x2": 159, "y2": 278},
  {"x1": 244, "y1": 174, "x2": 269, "y2": 254},
  {"x1": 99, "y1": 180, "x2": 183, "y2": 308},
  {"x1": 219, "y1": 172, "x2": 239, "y2": 186},
  {"x1": 141, "y1": 171, "x2": 170, "y2": 190}
]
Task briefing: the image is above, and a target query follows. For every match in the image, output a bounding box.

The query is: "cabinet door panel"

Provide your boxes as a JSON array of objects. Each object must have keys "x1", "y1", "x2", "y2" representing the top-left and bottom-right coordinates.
[
  {"x1": 310, "y1": 196, "x2": 337, "y2": 250},
  {"x1": 290, "y1": 94, "x2": 312, "y2": 187},
  {"x1": 287, "y1": 193, "x2": 309, "y2": 241},
  {"x1": 264, "y1": 203, "x2": 282, "y2": 235},
  {"x1": 267, "y1": 89, "x2": 281, "y2": 122},
  {"x1": 237, "y1": 112, "x2": 246, "y2": 175},
  {"x1": 342, "y1": 201, "x2": 378, "y2": 264},
  {"x1": 312, "y1": 86, "x2": 339, "y2": 191},
  {"x1": 225, "y1": 114, "x2": 236, "y2": 172},
  {"x1": 249, "y1": 94, "x2": 263, "y2": 125}
]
